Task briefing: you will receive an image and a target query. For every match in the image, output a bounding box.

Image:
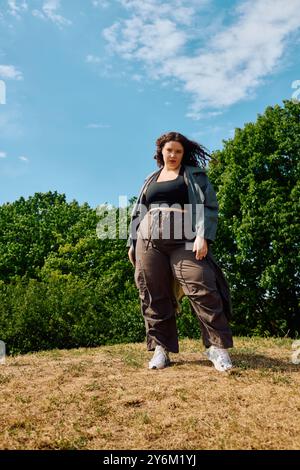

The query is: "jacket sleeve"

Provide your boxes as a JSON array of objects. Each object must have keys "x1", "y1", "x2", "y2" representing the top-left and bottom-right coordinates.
[
  {"x1": 126, "y1": 178, "x2": 149, "y2": 250},
  {"x1": 203, "y1": 176, "x2": 219, "y2": 243},
  {"x1": 193, "y1": 172, "x2": 218, "y2": 243},
  {"x1": 126, "y1": 205, "x2": 141, "y2": 250}
]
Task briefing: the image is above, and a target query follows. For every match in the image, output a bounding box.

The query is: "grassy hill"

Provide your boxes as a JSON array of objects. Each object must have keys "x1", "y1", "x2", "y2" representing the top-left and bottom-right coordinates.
[{"x1": 0, "y1": 336, "x2": 299, "y2": 450}]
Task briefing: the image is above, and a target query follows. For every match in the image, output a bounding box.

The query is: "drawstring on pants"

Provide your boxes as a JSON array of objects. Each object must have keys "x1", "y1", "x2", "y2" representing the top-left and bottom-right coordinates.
[
  {"x1": 146, "y1": 236, "x2": 151, "y2": 251},
  {"x1": 144, "y1": 209, "x2": 184, "y2": 251},
  {"x1": 145, "y1": 209, "x2": 161, "y2": 251}
]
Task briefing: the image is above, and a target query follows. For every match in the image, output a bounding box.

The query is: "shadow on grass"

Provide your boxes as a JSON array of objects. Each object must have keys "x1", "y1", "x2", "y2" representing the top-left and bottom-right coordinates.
[{"x1": 170, "y1": 352, "x2": 300, "y2": 373}]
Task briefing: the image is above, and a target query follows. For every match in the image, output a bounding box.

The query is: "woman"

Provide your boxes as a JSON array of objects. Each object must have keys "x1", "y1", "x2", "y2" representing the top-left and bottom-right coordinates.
[{"x1": 127, "y1": 131, "x2": 233, "y2": 372}]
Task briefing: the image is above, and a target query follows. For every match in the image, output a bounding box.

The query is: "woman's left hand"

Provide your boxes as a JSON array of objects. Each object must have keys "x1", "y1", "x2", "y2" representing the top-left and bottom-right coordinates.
[{"x1": 192, "y1": 236, "x2": 208, "y2": 260}]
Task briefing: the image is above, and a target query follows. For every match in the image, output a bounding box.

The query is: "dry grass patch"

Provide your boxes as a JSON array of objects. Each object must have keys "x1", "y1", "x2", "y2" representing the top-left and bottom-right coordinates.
[{"x1": 0, "y1": 337, "x2": 299, "y2": 450}]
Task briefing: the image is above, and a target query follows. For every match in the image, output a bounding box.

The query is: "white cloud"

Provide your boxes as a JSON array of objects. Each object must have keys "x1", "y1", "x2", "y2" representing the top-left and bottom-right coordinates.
[
  {"x1": 92, "y1": 0, "x2": 110, "y2": 8},
  {"x1": 86, "y1": 123, "x2": 111, "y2": 128},
  {"x1": 32, "y1": 0, "x2": 71, "y2": 27},
  {"x1": 7, "y1": 0, "x2": 28, "y2": 18},
  {"x1": 0, "y1": 151, "x2": 7, "y2": 158},
  {"x1": 102, "y1": 0, "x2": 300, "y2": 118},
  {"x1": 118, "y1": 0, "x2": 200, "y2": 25},
  {"x1": 105, "y1": 0, "x2": 202, "y2": 57},
  {"x1": 86, "y1": 54, "x2": 102, "y2": 63},
  {"x1": 131, "y1": 73, "x2": 143, "y2": 81},
  {"x1": 85, "y1": 58, "x2": 114, "y2": 78},
  {"x1": 0, "y1": 64, "x2": 23, "y2": 80},
  {"x1": 31, "y1": 9, "x2": 45, "y2": 20},
  {"x1": 18, "y1": 155, "x2": 29, "y2": 162}
]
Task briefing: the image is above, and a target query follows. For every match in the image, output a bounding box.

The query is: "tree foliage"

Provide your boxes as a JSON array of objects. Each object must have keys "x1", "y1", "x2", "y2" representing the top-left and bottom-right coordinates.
[{"x1": 208, "y1": 100, "x2": 299, "y2": 337}]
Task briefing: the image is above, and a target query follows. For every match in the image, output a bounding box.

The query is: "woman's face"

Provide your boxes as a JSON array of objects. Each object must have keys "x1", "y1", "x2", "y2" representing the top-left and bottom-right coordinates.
[{"x1": 161, "y1": 140, "x2": 184, "y2": 170}]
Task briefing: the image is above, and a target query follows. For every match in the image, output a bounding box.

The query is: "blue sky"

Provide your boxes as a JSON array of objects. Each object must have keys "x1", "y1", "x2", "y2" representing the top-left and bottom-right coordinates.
[{"x1": 0, "y1": 0, "x2": 300, "y2": 209}]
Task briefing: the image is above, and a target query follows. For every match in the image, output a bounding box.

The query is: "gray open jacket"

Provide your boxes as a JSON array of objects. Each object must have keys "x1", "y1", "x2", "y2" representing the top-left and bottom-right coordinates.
[{"x1": 127, "y1": 164, "x2": 232, "y2": 320}]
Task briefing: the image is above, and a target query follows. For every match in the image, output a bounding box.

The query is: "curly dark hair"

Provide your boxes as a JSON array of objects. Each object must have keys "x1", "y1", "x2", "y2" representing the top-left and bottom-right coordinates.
[{"x1": 154, "y1": 131, "x2": 210, "y2": 168}]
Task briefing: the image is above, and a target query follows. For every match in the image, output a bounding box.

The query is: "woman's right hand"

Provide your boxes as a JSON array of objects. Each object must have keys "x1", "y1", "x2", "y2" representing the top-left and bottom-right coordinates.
[{"x1": 128, "y1": 246, "x2": 135, "y2": 267}]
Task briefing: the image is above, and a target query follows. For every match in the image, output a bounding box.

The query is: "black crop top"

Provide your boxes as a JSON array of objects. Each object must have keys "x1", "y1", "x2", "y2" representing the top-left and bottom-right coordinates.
[{"x1": 145, "y1": 165, "x2": 189, "y2": 209}]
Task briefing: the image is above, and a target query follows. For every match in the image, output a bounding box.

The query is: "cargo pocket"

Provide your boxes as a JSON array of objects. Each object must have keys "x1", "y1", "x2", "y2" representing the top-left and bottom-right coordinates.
[{"x1": 134, "y1": 259, "x2": 151, "y2": 306}]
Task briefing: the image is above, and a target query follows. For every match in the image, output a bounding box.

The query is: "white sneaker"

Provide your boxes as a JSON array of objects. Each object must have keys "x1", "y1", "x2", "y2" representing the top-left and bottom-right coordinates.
[
  {"x1": 148, "y1": 345, "x2": 170, "y2": 369},
  {"x1": 204, "y1": 345, "x2": 233, "y2": 372}
]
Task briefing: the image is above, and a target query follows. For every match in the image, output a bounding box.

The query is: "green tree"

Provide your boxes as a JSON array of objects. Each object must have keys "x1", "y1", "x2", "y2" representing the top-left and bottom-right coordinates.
[
  {"x1": 0, "y1": 191, "x2": 96, "y2": 281},
  {"x1": 209, "y1": 100, "x2": 300, "y2": 337},
  {"x1": 0, "y1": 193, "x2": 145, "y2": 354}
]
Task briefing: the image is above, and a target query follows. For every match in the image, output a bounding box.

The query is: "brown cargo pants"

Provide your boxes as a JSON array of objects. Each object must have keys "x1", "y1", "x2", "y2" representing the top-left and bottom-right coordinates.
[{"x1": 134, "y1": 209, "x2": 233, "y2": 353}]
